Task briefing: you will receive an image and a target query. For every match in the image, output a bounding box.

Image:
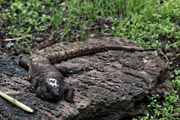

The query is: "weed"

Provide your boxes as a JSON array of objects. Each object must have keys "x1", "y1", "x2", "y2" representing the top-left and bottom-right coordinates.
[
  {"x1": 113, "y1": 0, "x2": 180, "y2": 49},
  {"x1": 134, "y1": 70, "x2": 180, "y2": 120}
]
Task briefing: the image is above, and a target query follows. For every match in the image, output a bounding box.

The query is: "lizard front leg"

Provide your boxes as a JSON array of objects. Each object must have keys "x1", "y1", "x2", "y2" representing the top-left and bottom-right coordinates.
[
  {"x1": 65, "y1": 87, "x2": 75, "y2": 103},
  {"x1": 63, "y1": 85, "x2": 75, "y2": 103},
  {"x1": 29, "y1": 78, "x2": 39, "y2": 93}
]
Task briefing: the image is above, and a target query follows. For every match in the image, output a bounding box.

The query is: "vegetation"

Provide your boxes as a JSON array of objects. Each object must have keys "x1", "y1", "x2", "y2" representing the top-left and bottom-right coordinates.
[
  {"x1": 0, "y1": 0, "x2": 180, "y2": 119},
  {"x1": 133, "y1": 70, "x2": 180, "y2": 120}
]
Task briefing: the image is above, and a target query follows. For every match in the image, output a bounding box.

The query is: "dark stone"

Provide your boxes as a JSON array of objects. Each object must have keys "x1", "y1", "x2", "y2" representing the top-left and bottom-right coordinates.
[
  {"x1": 0, "y1": 37, "x2": 171, "y2": 120},
  {"x1": 0, "y1": 55, "x2": 26, "y2": 77}
]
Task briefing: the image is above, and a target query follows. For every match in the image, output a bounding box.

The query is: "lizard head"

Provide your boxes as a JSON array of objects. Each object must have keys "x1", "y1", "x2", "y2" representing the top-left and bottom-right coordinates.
[
  {"x1": 46, "y1": 78, "x2": 62, "y2": 96},
  {"x1": 36, "y1": 78, "x2": 64, "y2": 102}
]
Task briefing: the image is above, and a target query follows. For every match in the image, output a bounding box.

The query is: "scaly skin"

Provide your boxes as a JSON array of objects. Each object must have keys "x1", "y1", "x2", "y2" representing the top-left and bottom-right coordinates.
[
  {"x1": 46, "y1": 44, "x2": 155, "y2": 64},
  {"x1": 19, "y1": 45, "x2": 155, "y2": 102},
  {"x1": 19, "y1": 57, "x2": 75, "y2": 102}
]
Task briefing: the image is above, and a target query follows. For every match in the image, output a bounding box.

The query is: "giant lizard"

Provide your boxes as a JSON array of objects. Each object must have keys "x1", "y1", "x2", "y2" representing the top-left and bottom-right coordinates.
[{"x1": 19, "y1": 44, "x2": 154, "y2": 102}]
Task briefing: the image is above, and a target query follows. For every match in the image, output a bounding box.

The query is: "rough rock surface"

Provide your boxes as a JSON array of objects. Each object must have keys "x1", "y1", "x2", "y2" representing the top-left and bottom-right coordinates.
[{"x1": 0, "y1": 37, "x2": 171, "y2": 120}]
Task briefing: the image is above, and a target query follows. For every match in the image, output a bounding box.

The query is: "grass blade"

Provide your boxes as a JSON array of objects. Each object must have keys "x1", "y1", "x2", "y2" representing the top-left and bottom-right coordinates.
[{"x1": 0, "y1": 90, "x2": 34, "y2": 113}]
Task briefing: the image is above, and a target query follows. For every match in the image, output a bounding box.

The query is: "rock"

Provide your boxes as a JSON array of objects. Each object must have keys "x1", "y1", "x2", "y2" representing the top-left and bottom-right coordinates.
[
  {"x1": 0, "y1": 37, "x2": 171, "y2": 120},
  {"x1": 0, "y1": 55, "x2": 26, "y2": 77}
]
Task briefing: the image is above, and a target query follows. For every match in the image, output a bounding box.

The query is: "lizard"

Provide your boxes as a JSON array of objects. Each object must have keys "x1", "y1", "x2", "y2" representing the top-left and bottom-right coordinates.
[
  {"x1": 19, "y1": 44, "x2": 155, "y2": 102},
  {"x1": 19, "y1": 56, "x2": 78, "y2": 102}
]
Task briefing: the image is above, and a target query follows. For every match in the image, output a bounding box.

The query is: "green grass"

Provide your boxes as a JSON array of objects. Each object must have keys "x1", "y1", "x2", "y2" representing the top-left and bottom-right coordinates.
[
  {"x1": 133, "y1": 70, "x2": 180, "y2": 120},
  {"x1": 113, "y1": 0, "x2": 180, "y2": 48},
  {"x1": 0, "y1": 0, "x2": 180, "y2": 119}
]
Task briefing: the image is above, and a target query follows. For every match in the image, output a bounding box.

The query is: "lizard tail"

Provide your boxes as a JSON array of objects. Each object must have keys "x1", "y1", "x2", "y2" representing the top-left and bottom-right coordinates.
[{"x1": 46, "y1": 45, "x2": 155, "y2": 64}]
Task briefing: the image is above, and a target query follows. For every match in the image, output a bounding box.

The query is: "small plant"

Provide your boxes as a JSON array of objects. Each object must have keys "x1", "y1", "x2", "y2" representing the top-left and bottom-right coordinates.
[
  {"x1": 133, "y1": 91, "x2": 180, "y2": 120},
  {"x1": 113, "y1": 0, "x2": 180, "y2": 49},
  {"x1": 133, "y1": 70, "x2": 180, "y2": 120},
  {"x1": 172, "y1": 70, "x2": 180, "y2": 91}
]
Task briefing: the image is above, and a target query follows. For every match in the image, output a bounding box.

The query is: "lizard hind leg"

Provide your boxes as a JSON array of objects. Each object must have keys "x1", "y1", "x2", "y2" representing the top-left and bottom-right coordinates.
[
  {"x1": 19, "y1": 57, "x2": 31, "y2": 70},
  {"x1": 29, "y1": 78, "x2": 39, "y2": 93}
]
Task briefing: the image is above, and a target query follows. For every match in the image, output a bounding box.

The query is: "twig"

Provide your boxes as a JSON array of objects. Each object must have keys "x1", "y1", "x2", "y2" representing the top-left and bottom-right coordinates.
[
  {"x1": 0, "y1": 47, "x2": 7, "y2": 53},
  {"x1": 157, "y1": 48, "x2": 170, "y2": 63},
  {"x1": 4, "y1": 37, "x2": 24, "y2": 42},
  {"x1": 170, "y1": 113, "x2": 180, "y2": 118},
  {"x1": 4, "y1": 34, "x2": 32, "y2": 42},
  {"x1": 0, "y1": 90, "x2": 34, "y2": 113}
]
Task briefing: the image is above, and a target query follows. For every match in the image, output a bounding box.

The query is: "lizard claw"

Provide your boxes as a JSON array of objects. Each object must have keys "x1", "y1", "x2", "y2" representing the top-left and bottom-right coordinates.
[
  {"x1": 29, "y1": 86, "x2": 36, "y2": 93},
  {"x1": 65, "y1": 96, "x2": 74, "y2": 103}
]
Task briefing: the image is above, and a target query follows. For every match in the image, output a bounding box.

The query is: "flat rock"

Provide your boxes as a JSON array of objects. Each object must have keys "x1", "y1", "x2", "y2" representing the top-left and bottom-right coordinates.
[{"x1": 0, "y1": 37, "x2": 171, "y2": 120}]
